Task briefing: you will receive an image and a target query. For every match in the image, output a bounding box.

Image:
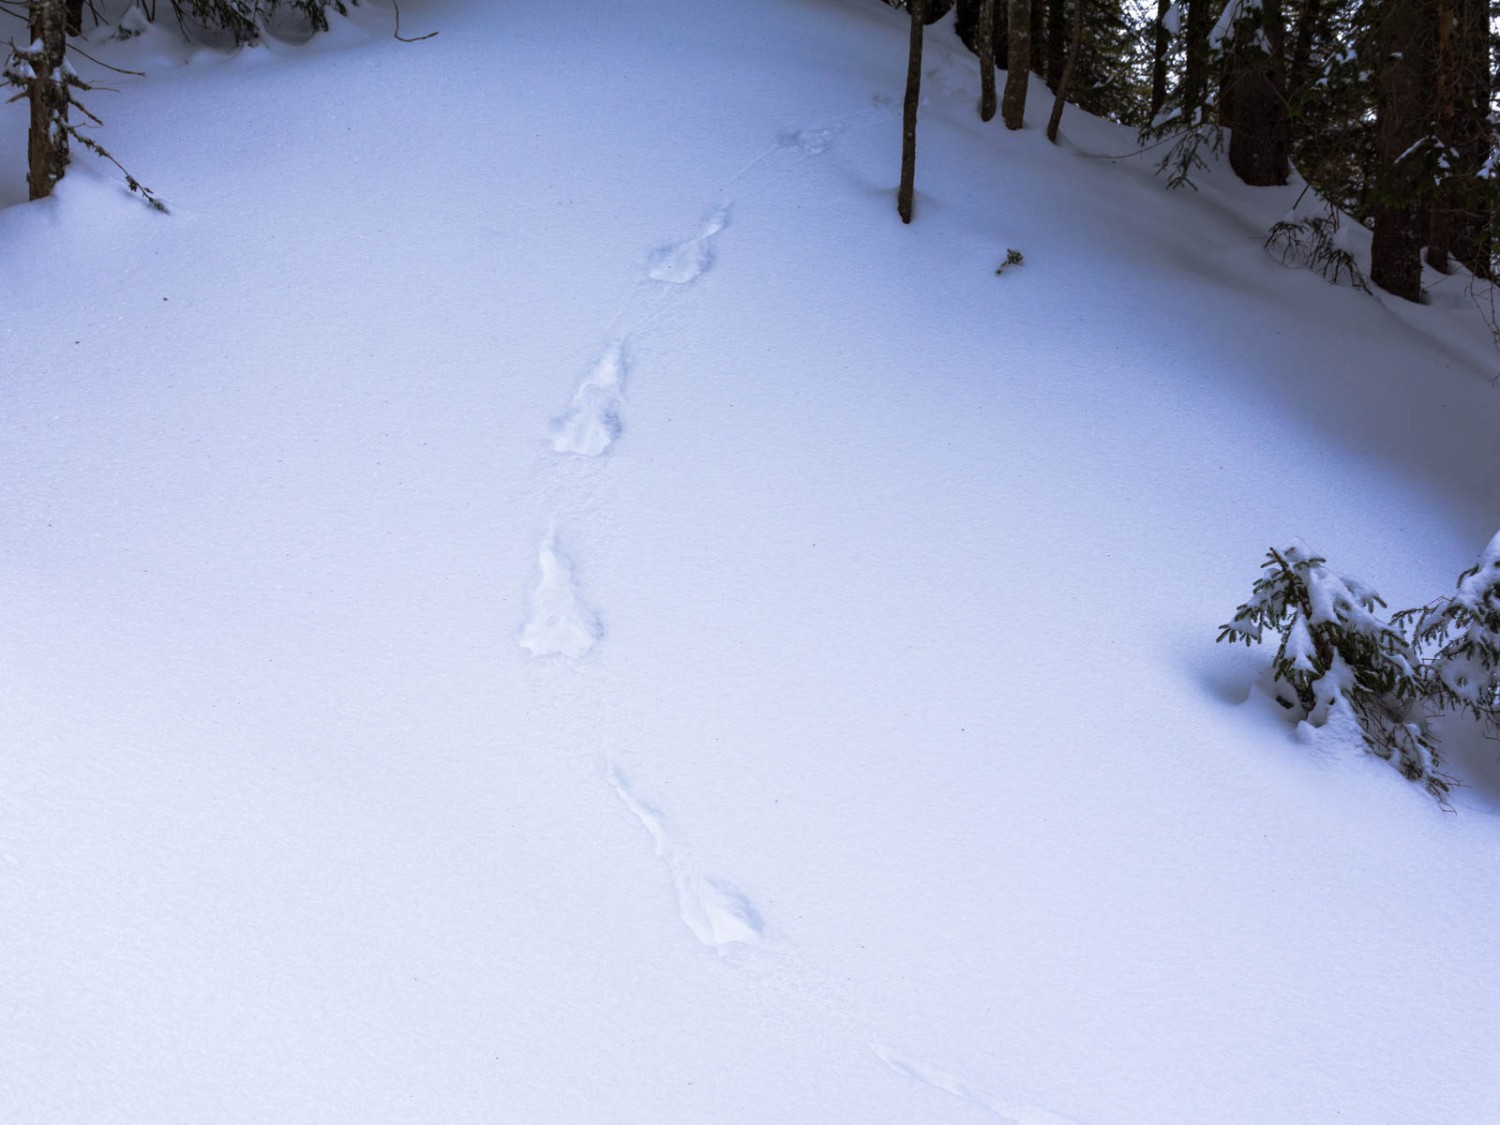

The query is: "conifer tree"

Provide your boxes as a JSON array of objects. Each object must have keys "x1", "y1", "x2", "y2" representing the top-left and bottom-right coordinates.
[{"x1": 1220, "y1": 542, "x2": 1447, "y2": 799}]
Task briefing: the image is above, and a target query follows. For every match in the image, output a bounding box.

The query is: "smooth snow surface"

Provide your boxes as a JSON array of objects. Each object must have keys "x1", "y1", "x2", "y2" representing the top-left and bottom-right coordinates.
[{"x1": 4, "y1": 1, "x2": 1500, "y2": 1122}]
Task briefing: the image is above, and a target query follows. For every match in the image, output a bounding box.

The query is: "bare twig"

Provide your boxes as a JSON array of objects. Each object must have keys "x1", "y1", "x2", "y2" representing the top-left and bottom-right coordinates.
[
  {"x1": 68, "y1": 43, "x2": 147, "y2": 77},
  {"x1": 392, "y1": 0, "x2": 436, "y2": 42}
]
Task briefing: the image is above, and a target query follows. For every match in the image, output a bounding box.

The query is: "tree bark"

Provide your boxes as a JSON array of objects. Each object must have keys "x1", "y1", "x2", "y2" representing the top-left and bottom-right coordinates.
[
  {"x1": 899, "y1": 0, "x2": 926, "y2": 223},
  {"x1": 1287, "y1": 0, "x2": 1323, "y2": 95},
  {"x1": 1149, "y1": 0, "x2": 1169, "y2": 118},
  {"x1": 1448, "y1": 0, "x2": 1491, "y2": 275},
  {"x1": 1427, "y1": 0, "x2": 1456, "y2": 271},
  {"x1": 1002, "y1": 0, "x2": 1030, "y2": 128},
  {"x1": 1369, "y1": 0, "x2": 1434, "y2": 301},
  {"x1": 1182, "y1": 0, "x2": 1211, "y2": 122},
  {"x1": 1226, "y1": 0, "x2": 1290, "y2": 185},
  {"x1": 26, "y1": 0, "x2": 70, "y2": 202},
  {"x1": 1045, "y1": 0, "x2": 1067, "y2": 89},
  {"x1": 978, "y1": 0, "x2": 997, "y2": 120},
  {"x1": 1046, "y1": 0, "x2": 1087, "y2": 141}
]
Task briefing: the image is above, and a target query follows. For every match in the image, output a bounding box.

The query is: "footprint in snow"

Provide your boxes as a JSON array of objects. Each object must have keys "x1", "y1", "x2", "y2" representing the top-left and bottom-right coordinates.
[
  {"x1": 609, "y1": 767, "x2": 765, "y2": 952},
  {"x1": 778, "y1": 124, "x2": 842, "y2": 155},
  {"x1": 551, "y1": 340, "x2": 627, "y2": 457},
  {"x1": 518, "y1": 532, "x2": 602, "y2": 659},
  {"x1": 646, "y1": 202, "x2": 731, "y2": 285}
]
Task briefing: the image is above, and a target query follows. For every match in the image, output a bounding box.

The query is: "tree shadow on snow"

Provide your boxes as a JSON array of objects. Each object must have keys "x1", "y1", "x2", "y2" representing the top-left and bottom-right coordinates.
[{"x1": 1433, "y1": 716, "x2": 1500, "y2": 815}]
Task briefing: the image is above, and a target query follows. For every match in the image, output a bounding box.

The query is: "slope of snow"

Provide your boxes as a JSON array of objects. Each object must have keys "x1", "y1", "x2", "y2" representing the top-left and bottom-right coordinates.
[{"x1": 3, "y1": 2, "x2": 1500, "y2": 1122}]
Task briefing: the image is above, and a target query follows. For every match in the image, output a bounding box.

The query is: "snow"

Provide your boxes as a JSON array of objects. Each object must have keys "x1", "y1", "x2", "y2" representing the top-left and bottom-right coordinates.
[{"x1": 3, "y1": 1, "x2": 1500, "y2": 1122}]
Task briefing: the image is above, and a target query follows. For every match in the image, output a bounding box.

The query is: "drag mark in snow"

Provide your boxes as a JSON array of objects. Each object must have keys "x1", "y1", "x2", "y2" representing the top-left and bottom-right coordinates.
[
  {"x1": 551, "y1": 340, "x2": 628, "y2": 457},
  {"x1": 609, "y1": 766, "x2": 765, "y2": 951},
  {"x1": 874, "y1": 1048, "x2": 1084, "y2": 1125},
  {"x1": 518, "y1": 531, "x2": 602, "y2": 659},
  {"x1": 646, "y1": 203, "x2": 731, "y2": 285}
]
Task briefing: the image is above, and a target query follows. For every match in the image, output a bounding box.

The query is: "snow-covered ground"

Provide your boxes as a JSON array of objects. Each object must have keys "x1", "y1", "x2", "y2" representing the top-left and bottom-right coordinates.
[{"x1": 4, "y1": 1, "x2": 1500, "y2": 1121}]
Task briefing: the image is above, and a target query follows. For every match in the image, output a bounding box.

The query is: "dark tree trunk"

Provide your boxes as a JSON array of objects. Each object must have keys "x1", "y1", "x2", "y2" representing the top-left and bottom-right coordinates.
[
  {"x1": 1287, "y1": 0, "x2": 1323, "y2": 95},
  {"x1": 65, "y1": 0, "x2": 82, "y2": 35},
  {"x1": 26, "y1": 0, "x2": 70, "y2": 201},
  {"x1": 979, "y1": 0, "x2": 997, "y2": 119},
  {"x1": 1045, "y1": 0, "x2": 1067, "y2": 89},
  {"x1": 1449, "y1": 0, "x2": 1491, "y2": 275},
  {"x1": 1430, "y1": 0, "x2": 1490, "y2": 275},
  {"x1": 899, "y1": 0, "x2": 926, "y2": 223},
  {"x1": 1370, "y1": 0, "x2": 1434, "y2": 301},
  {"x1": 1047, "y1": 0, "x2": 1087, "y2": 141},
  {"x1": 957, "y1": 0, "x2": 1007, "y2": 68},
  {"x1": 1183, "y1": 0, "x2": 1211, "y2": 122},
  {"x1": 1226, "y1": 0, "x2": 1291, "y2": 184},
  {"x1": 1002, "y1": 0, "x2": 1030, "y2": 128},
  {"x1": 1150, "y1": 0, "x2": 1169, "y2": 118},
  {"x1": 1427, "y1": 0, "x2": 1457, "y2": 272}
]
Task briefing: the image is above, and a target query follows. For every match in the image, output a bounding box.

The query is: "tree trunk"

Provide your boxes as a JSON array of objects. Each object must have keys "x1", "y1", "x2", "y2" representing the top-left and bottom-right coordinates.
[
  {"x1": 65, "y1": 0, "x2": 82, "y2": 35},
  {"x1": 1449, "y1": 0, "x2": 1490, "y2": 275},
  {"x1": 979, "y1": 0, "x2": 997, "y2": 119},
  {"x1": 1046, "y1": 0, "x2": 1087, "y2": 141},
  {"x1": 899, "y1": 0, "x2": 926, "y2": 223},
  {"x1": 1002, "y1": 0, "x2": 1030, "y2": 128},
  {"x1": 1226, "y1": 0, "x2": 1290, "y2": 185},
  {"x1": 1150, "y1": 0, "x2": 1169, "y2": 118},
  {"x1": 1287, "y1": 0, "x2": 1323, "y2": 95},
  {"x1": 26, "y1": 0, "x2": 70, "y2": 202},
  {"x1": 1045, "y1": 0, "x2": 1068, "y2": 90},
  {"x1": 1427, "y1": 0, "x2": 1456, "y2": 272},
  {"x1": 1369, "y1": 0, "x2": 1433, "y2": 301},
  {"x1": 1182, "y1": 0, "x2": 1211, "y2": 122},
  {"x1": 1430, "y1": 0, "x2": 1490, "y2": 276}
]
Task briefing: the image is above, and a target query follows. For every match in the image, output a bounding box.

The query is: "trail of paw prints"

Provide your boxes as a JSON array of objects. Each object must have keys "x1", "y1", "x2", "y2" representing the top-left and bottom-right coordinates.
[
  {"x1": 518, "y1": 529, "x2": 602, "y2": 660},
  {"x1": 646, "y1": 202, "x2": 732, "y2": 286},
  {"x1": 550, "y1": 339, "x2": 628, "y2": 458},
  {"x1": 778, "y1": 123, "x2": 844, "y2": 155},
  {"x1": 873, "y1": 1049, "x2": 1085, "y2": 1125},
  {"x1": 609, "y1": 765, "x2": 766, "y2": 953}
]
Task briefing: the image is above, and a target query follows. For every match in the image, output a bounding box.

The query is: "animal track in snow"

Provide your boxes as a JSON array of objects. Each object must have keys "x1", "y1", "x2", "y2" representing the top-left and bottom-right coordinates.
[
  {"x1": 518, "y1": 532, "x2": 602, "y2": 659},
  {"x1": 874, "y1": 1049, "x2": 1083, "y2": 1125},
  {"x1": 609, "y1": 767, "x2": 764, "y2": 951},
  {"x1": 646, "y1": 203, "x2": 731, "y2": 285},
  {"x1": 551, "y1": 340, "x2": 627, "y2": 457},
  {"x1": 778, "y1": 124, "x2": 842, "y2": 155}
]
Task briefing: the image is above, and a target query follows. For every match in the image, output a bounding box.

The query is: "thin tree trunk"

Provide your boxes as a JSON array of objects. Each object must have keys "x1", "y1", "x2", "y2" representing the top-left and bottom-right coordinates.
[
  {"x1": 899, "y1": 0, "x2": 926, "y2": 223},
  {"x1": 1369, "y1": 0, "x2": 1433, "y2": 301},
  {"x1": 1149, "y1": 0, "x2": 1169, "y2": 118},
  {"x1": 1002, "y1": 0, "x2": 1030, "y2": 128},
  {"x1": 65, "y1": 0, "x2": 82, "y2": 34},
  {"x1": 1046, "y1": 0, "x2": 1086, "y2": 140},
  {"x1": 1427, "y1": 0, "x2": 1456, "y2": 271},
  {"x1": 979, "y1": 0, "x2": 997, "y2": 120},
  {"x1": 27, "y1": 0, "x2": 70, "y2": 201}
]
